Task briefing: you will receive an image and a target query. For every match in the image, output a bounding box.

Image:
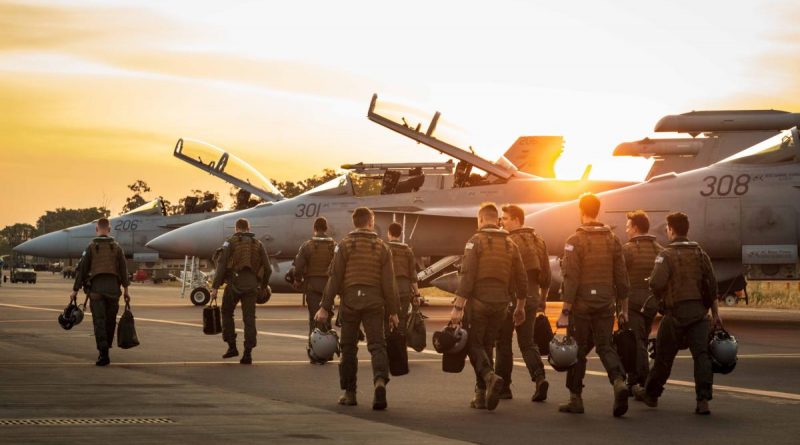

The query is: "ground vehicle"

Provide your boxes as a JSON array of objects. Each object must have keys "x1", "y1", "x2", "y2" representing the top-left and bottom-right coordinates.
[{"x1": 11, "y1": 264, "x2": 37, "y2": 284}]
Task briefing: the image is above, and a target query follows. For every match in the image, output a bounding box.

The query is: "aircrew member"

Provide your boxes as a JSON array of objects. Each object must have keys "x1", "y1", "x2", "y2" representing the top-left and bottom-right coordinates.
[
  {"x1": 69, "y1": 217, "x2": 130, "y2": 366},
  {"x1": 622, "y1": 210, "x2": 663, "y2": 392},
  {"x1": 386, "y1": 222, "x2": 420, "y2": 331},
  {"x1": 495, "y1": 204, "x2": 550, "y2": 402},
  {"x1": 556, "y1": 193, "x2": 631, "y2": 417},
  {"x1": 633, "y1": 212, "x2": 721, "y2": 415},
  {"x1": 212, "y1": 218, "x2": 271, "y2": 365},
  {"x1": 293, "y1": 217, "x2": 336, "y2": 339},
  {"x1": 450, "y1": 203, "x2": 528, "y2": 411},
  {"x1": 314, "y1": 207, "x2": 400, "y2": 410}
]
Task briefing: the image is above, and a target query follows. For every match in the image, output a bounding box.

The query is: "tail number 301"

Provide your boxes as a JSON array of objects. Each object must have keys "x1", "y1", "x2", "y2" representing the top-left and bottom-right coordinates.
[
  {"x1": 295, "y1": 203, "x2": 322, "y2": 218},
  {"x1": 700, "y1": 174, "x2": 750, "y2": 197}
]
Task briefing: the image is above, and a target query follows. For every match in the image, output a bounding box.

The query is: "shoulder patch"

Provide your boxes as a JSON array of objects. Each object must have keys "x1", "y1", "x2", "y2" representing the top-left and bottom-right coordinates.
[
  {"x1": 655, "y1": 255, "x2": 664, "y2": 264},
  {"x1": 564, "y1": 244, "x2": 574, "y2": 252},
  {"x1": 334, "y1": 245, "x2": 339, "y2": 253},
  {"x1": 222, "y1": 241, "x2": 230, "y2": 248},
  {"x1": 465, "y1": 242, "x2": 474, "y2": 250}
]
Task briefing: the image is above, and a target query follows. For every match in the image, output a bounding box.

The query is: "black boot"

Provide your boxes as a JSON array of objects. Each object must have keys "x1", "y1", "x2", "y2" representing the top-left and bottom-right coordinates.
[
  {"x1": 96, "y1": 348, "x2": 110, "y2": 366},
  {"x1": 240, "y1": 348, "x2": 252, "y2": 365},
  {"x1": 223, "y1": 343, "x2": 239, "y2": 359}
]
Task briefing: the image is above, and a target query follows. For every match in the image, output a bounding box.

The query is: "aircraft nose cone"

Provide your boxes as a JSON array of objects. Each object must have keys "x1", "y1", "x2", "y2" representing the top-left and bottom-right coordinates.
[
  {"x1": 431, "y1": 271, "x2": 459, "y2": 294},
  {"x1": 146, "y1": 218, "x2": 223, "y2": 258},
  {"x1": 13, "y1": 230, "x2": 70, "y2": 257}
]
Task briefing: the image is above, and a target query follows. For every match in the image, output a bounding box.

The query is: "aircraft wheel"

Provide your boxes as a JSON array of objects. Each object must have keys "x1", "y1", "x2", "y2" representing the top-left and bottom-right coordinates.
[
  {"x1": 723, "y1": 294, "x2": 738, "y2": 307},
  {"x1": 190, "y1": 287, "x2": 211, "y2": 306}
]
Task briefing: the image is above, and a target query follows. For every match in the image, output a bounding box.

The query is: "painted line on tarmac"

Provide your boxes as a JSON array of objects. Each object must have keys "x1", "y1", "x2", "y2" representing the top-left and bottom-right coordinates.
[
  {"x1": 0, "y1": 320, "x2": 54, "y2": 323},
  {"x1": 3, "y1": 302, "x2": 800, "y2": 402},
  {"x1": 0, "y1": 359, "x2": 442, "y2": 367},
  {"x1": 585, "y1": 353, "x2": 800, "y2": 360}
]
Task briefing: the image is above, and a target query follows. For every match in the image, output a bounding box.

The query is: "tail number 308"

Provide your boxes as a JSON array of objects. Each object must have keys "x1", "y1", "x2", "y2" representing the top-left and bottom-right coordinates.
[{"x1": 700, "y1": 174, "x2": 750, "y2": 197}]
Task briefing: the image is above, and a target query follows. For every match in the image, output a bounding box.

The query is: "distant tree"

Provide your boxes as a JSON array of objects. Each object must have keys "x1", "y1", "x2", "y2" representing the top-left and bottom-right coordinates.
[
  {"x1": 36, "y1": 207, "x2": 110, "y2": 234},
  {"x1": 121, "y1": 179, "x2": 151, "y2": 214},
  {"x1": 0, "y1": 223, "x2": 37, "y2": 248},
  {"x1": 274, "y1": 168, "x2": 340, "y2": 198}
]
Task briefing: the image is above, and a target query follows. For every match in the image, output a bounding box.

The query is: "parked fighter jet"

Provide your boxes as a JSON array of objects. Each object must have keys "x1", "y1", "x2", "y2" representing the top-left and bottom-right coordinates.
[
  {"x1": 527, "y1": 127, "x2": 800, "y2": 302},
  {"x1": 12, "y1": 198, "x2": 228, "y2": 262},
  {"x1": 145, "y1": 94, "x2": 636, "y2": 282}
]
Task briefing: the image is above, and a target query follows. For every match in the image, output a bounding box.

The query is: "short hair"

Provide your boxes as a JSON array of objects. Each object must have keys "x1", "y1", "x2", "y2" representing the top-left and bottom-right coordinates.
[
  {"x1": 313, "y1": 217, "x2": 328, "y2": 232},
  {"x1": 478, "y1": 202, "x2": 498, "y2": 221},
  {"x1": 352, "y1": 207, "x2": 374, "y2": 228},
  {"x1": 666, "y1": 212, "x2": 689, "y2": 237},
  {"x1": 578, "y1": 193, "x2": 601, "y2": 219},
  {"x1": 501, "y1": 204, "x2": 525, "y2": 225},
  {"x1": 388, "y1": 222, "x2": 402, "y2": 238},
  {"x1": 626, "y1": 210, "x2": 650, "y2": 233},
  {"x1": 97, "y1": 218, "x2": 110, "y2": 229},
  {"x1": 235, "y1": 218, "x2": 250, "y2": 231}
]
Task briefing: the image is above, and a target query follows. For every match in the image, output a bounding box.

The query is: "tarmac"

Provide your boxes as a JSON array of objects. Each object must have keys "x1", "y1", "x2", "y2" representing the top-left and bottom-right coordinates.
[{"x1": 1, "y1": 274, "x2": 799, "y2": 444}]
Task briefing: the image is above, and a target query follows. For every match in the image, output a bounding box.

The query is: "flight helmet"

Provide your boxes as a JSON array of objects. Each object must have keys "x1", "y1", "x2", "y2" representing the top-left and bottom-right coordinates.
[
  {"x1": 308, "y1": 328, "x2": 339, "y2": 364},
  {"x1": 709, "y1": 328, "x2": 738, "y2": 374},
  {"x1": 548, "y1": 334, "x2": 578, "y2": 372}
]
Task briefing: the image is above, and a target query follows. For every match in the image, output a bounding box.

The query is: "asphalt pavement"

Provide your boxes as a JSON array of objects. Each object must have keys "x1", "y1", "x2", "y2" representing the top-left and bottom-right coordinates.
[{"x1": 1, "y1": 274, "x2": 799, "y2": 444}]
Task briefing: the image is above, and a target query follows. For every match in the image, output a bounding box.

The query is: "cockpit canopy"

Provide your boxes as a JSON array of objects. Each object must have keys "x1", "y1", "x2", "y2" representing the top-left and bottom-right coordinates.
[
  {"x1": 174, "y1": 138, "x2": 283, "y2": 202},
  {"x1": 121, "y1": 199, "x2": 165, "y2": 216},
  {"x1": 725, "y1": 127, "x2": 800, "y2": 164}
]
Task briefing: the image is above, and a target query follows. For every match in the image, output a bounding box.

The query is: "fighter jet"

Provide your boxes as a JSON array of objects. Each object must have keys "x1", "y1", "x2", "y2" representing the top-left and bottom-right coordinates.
[
  {"x1": 526, "y1": 127, "x2": 800, "y2": 301},
  {"x1": 145, "y1": 94, "x2": 635, "y2": 281},
  {"x1": 13, "y1": 198, "x2": 227, "y2": 262}
]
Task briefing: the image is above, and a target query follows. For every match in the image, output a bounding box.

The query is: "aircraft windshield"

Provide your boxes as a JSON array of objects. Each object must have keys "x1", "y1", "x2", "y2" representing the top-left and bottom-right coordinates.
[
  {"x1": 178, "y1": 139, "x2": 283, "y2": 198},
  {"x1": 722, "y1": 128, "x2": 798, "y2": 164},
  {"x1": 300, "y1": 174, "x2": 353, "y2": 196},
  {"x1": 121, "y1": 199, "x2": 164, "y2": 216}
]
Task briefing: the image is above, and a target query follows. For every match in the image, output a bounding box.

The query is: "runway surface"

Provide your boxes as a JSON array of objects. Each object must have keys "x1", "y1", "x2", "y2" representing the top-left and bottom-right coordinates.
[{"x1": 1, "y1": 275, "x2": 799, "y2": 444}]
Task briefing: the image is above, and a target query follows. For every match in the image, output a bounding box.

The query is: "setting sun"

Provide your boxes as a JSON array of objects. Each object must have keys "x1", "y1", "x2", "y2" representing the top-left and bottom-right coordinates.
[{"x1": 1, "y1": 0, "x2": 799, "y2": 227}]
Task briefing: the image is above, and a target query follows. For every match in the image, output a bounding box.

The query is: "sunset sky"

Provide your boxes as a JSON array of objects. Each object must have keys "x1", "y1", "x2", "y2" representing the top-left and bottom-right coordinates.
[{"x1": 1, "y1": 0, "x2": 799, "y2": 228}]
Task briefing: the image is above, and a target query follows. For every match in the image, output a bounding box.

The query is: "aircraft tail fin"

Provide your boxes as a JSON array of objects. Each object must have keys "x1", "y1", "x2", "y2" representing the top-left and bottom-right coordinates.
[{"x1": 501, "y1": 136, "x2": 563, "y2": 178}]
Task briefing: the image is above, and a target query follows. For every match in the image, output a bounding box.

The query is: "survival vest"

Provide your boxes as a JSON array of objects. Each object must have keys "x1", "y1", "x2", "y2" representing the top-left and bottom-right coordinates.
[
  {"x1": 574, "y1": 224, "x2": 615, "y2": 287},
  {"x1": 342, "y1": 230, "x2": 384, "y2": 288},
  {"x1": 661, "y1": 241, "x2": 708, "y2": 308},
  {"x1": 509, "y1": 227, "x2": 544, "y2": 272},
  {"x1": 625, "y1": 235, "x2": 662, "y2": 291},
  {"x1": 306, "y1": 236, "x2": 335, "y2": 277},
  {"x1": 225, "y1": 233, "x2": 265, "y2": 274},
  {"x1": 389, "y1": 241, "x2": 415, "y2": 279},
  {"x1": 475, "y1": 227, "x2": 513, "y2": 286},
  {"x1": 89, "y1": 237, "x2": 120, "y2": 278}
]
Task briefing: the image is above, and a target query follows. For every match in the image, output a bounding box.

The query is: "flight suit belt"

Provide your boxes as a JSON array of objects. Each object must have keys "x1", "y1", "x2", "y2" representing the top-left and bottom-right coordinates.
[
  {"x1": 473, "y1": 280, "x2": 511, "y2": 303},
  {"x1": 304, "y1": 276, "x2": 328, "y2": 294},
  {"x1": 663, "y1": 298, "x2": 705, "y2": 316},
  {"x1": 628, "y1": 288, "x2": 656, "y2": 309},
  {"x1": 341, "y1": 285, "x2": 385, "y2": 310}
]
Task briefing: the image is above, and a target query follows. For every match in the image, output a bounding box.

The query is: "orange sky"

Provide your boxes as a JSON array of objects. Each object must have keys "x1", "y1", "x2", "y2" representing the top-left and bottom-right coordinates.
[{"x1": 1, "y1": 0, "x2": 799, "y2": 227}]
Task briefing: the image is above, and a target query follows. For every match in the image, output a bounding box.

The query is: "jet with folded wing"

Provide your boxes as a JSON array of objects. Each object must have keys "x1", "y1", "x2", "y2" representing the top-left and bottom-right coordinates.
[{"x1": 527, "y1": 127, "x2": 800, "y2": 304}]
